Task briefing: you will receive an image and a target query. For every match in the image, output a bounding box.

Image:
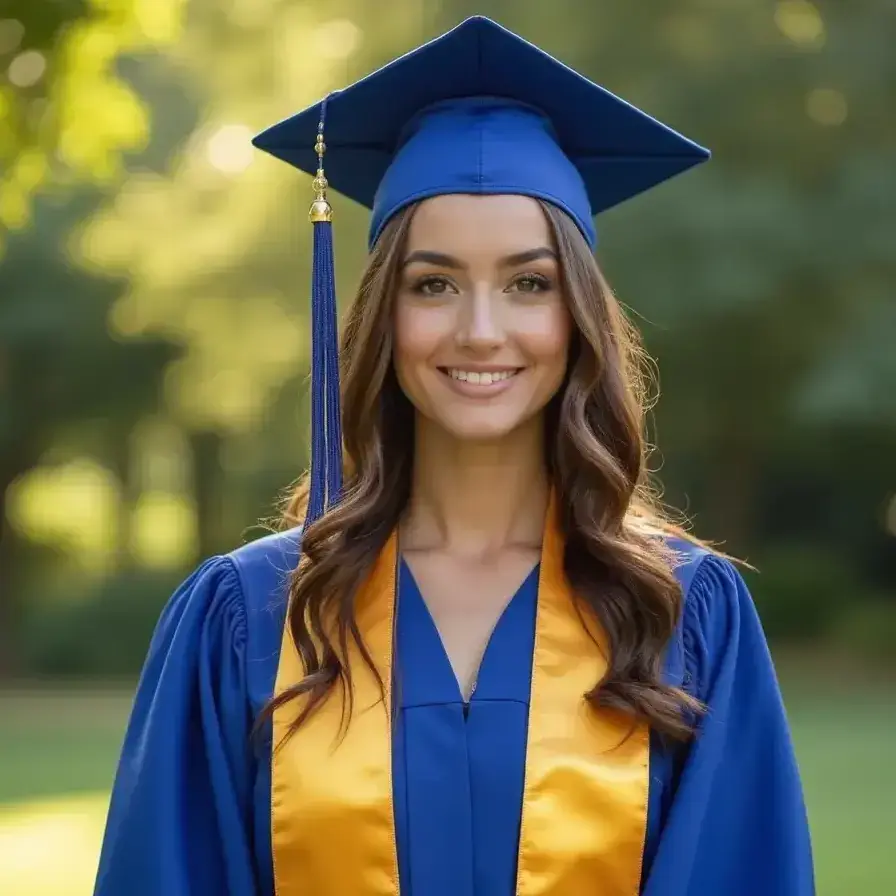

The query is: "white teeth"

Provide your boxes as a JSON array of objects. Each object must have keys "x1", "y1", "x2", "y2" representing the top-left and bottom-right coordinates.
[{"x1": 447, "y1": 369, "x2": 518, "y2": 384}]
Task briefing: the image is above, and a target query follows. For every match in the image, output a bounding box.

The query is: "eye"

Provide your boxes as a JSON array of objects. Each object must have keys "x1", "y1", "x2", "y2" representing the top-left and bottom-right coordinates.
[
  {"x1": 507, "y1": 273, "x2": 552, "y2": 294},
  {"x1": 411, "y1": 275, "x2": 458, "y2": 296}
]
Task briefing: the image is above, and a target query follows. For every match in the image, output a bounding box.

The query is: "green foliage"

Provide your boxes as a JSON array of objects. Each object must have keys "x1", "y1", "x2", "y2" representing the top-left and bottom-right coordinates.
[
  {"x1": 746, "y1": 543, "x2": 855, "y2": 639},
  {"x1": 20, "y1": 570, "x2": 179, "y2": 677},
  {"x1": 1, "y1": 0, "x2": 895, "y2": 676},
  {"x1": 0, "y1": 0, "x2": 185, "y2": 243},
  {"x1": 0, "y1": 190, "x2": 180, "y2": 672},
  {"x1": 0, "y1": 196, "x2": 180, "y2": 467}
]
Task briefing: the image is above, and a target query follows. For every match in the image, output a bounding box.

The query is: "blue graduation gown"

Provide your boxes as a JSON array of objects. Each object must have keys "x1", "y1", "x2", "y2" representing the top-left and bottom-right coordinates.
[{"x1": 93, "y1": 530, "x2": 814, "y2": 895}]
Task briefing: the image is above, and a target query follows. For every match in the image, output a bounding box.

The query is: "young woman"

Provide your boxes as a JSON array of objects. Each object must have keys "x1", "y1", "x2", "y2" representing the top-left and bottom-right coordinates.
[{"x1": 94, "y1": 17, "x2": 814, "y2": 896}]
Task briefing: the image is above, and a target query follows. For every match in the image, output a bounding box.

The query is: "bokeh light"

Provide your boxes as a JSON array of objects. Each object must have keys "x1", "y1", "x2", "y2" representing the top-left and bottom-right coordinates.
[
  {"x1": 0, "y1": 19, "x2": 24, "y2": 55},
  {"x1": 206, "y1": 123, "x2": 255, "y2": 173},
  {"x1": 885, "y1": 495, "x2": 896, "y2": 538},
  {"x1": 806, "y1": 87, "x2": 848, "y2": 126},
  {"x1": 313, "y1": 18, "x2": 362, "y2": 60},
  {"x1": 7, "y1": 50, "x2": 45, "y2": 88},
  {"x1": 8, "y1": 460, "x2": 120, "y2": 572},
  {"x1": 775, "y1": 0, "x2": 826, "y2": 49}
]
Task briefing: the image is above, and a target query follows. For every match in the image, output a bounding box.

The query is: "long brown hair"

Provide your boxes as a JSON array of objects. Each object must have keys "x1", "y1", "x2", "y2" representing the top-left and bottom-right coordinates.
[{"x1": 263, "y1": 199, "x2": 707, "y2": 743}]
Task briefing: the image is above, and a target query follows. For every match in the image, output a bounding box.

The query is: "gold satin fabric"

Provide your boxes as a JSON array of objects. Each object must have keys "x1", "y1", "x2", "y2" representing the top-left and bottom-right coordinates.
[{"x1": 272, "y1": 500, "x2": 649, "y2": 895}]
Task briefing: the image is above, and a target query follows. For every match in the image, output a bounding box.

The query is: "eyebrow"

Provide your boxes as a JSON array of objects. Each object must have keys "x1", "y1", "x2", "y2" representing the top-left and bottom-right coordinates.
[{"x1": 401, "y1": 246, "x2": 557, "y2": 269}]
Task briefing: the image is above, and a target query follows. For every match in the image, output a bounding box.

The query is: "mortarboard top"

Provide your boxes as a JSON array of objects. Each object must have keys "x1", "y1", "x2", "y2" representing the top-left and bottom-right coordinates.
[
  {"x1": 253, "y1": 15, "x2": 710, "y2": 249},
  {"x1": 251, "y1": 16, "x2": 710, "y2": 523}
]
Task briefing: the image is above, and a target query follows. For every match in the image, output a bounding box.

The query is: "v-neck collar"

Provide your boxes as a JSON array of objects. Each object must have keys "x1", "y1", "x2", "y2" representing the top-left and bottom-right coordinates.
[{"x1": 395, "y1": 559, "x2": 539, "y2": 709}]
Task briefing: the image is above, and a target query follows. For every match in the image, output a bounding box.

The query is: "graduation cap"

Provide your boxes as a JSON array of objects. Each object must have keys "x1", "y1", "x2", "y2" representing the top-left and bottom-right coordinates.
[{"x1": 252, "y1": 15, "x2": 710, "y2": 525}]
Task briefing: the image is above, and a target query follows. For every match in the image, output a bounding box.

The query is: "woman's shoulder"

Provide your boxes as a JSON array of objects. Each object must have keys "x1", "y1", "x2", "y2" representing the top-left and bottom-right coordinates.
[
  {"x1": 148, "y1": 527, "x2": 301, "y2": 706},
  {"x1": 664, "y1": 535, "x2": 715, "y2": 594},
  {"x1": 663, "y1": 534, "x2": 748, "y2": 616},
  {"x1": 225, "y1": 525, "x2": 302, "y2": 610},
  {"x1": 152, "y1": 527, "x2": 300, "y2": 659},
  {"x1": 661, "y1": 535, "x2": 762, "y2": 697},
  {"x1": 169, "y1": 526, "x2": 301, "y2": 619}
]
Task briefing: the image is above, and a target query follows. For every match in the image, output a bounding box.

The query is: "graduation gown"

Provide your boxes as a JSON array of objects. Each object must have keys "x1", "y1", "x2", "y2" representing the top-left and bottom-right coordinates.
[{"x1": 93, "y1": 527, "x2": 814, "y2": 895}]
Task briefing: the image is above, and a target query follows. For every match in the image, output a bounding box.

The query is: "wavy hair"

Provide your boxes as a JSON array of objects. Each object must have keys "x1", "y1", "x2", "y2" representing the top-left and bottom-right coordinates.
[{"x1": 261, "y1": 199, "x2": 708, "y2": 743}]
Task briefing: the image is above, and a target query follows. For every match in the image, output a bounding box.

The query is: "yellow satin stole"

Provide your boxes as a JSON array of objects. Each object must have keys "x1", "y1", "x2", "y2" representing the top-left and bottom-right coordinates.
[{"x1": 271, "y1": 503, "x2": 650, "y2": 895}]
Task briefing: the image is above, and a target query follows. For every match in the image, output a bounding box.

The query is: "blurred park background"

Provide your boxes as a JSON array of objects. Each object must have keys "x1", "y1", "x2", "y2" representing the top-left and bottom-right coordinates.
[{"x1": 0, "y1": 0, "x2": 894, "y2": 893}]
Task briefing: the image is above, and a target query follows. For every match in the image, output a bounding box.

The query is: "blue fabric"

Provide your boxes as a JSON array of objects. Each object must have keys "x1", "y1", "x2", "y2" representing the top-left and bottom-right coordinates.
[
  {"x1": 94, "y1": 530, "x2": 814, "y2": 895},
  {"x1": 252, "y1": 16, "x2": 710, "y2": 250},
  {"x1": 393, "y1": 560, "x2": 537, "y2": 895},
  {"x1": 372, "y1": 97, "x2": 595, "y2": 247},
  {"x1": 643, "y1": 555, "x2": 816, "y2": 895},
  {"x1": 307, "y1": 217, "x2": 341, "y2": 523}
]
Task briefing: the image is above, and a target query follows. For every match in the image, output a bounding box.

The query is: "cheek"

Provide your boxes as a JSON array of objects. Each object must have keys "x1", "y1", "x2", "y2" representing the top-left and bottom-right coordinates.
[
  {"x1": 392, "y1": 303, "x2": 453, "y2": 395},
  {"x1": 516, "y1": 304, "x2": 572, "y2": 369},
  {"x1": 394, "y1": 305, "x2": 439, "y2": 365}
]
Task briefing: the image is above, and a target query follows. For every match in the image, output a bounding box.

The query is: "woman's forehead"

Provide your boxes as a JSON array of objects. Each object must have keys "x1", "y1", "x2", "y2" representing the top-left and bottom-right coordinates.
[{"x1": 406, "y1": 194, "x2": 552, "y2": 256}]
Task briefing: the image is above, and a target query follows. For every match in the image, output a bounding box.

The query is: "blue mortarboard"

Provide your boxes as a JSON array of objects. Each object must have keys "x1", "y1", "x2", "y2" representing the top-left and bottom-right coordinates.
[{"x1": 252, "y1": 16, "x2": 710, "y2": 524}]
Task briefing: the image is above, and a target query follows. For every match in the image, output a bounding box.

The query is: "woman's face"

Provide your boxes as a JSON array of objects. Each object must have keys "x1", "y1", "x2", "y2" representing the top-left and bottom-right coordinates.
[{"x1": 392, "y1": 194, "x2": 572, "y2": 443}]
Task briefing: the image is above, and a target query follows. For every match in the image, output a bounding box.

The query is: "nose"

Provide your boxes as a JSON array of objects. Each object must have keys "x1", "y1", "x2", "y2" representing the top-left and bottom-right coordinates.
[{"x1": 456, "y1": 287, "x2": 505, "y2": 352}]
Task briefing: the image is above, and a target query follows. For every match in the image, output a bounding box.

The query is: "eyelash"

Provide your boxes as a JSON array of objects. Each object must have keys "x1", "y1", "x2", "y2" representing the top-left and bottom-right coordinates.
[{"x1": 410, "y1": 273, "x2": 553, "y2": 295}]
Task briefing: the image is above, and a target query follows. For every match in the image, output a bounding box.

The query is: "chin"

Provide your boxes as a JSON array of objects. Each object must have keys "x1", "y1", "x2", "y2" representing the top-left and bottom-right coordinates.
[{"x1": 432, "y1": 409, "x2": 531, "y2": 443}]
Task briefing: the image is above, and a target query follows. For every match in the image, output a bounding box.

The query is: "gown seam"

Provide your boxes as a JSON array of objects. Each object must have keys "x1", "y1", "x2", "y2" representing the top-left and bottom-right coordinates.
[
  {"x1": 400, "y1": 697, "x2": 531, "y2": 710},
  {"x1": 217, "y1": 554, "x2": 252, "y2": 622},
  {"x1": 680, "y1": 553, "x2": 721, "y2": 702}
]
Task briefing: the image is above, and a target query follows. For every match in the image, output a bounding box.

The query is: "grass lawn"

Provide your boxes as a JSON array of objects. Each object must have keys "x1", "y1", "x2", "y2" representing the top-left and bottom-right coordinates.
[
  {"x1": 1, "y1": 669, "x2": 894, "y2": 896},
  {"x1": 782, "y1": 677, "x2": 895, "y2": 893},
  {"x1": 0, "y1": 690, "x2": 129, "y2": 896}
]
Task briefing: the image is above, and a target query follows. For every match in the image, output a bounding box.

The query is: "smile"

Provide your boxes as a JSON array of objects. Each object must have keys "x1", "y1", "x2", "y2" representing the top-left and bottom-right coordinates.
[{"x1": 441, "y1": 368, "x2": 522, "y2": 385}]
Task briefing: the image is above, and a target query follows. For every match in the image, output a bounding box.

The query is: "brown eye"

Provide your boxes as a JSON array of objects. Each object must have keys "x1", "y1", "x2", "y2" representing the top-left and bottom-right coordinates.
[
  {"x1": 509, "y1": 273, "x2": 551, "y2": 294},
  {"x1": 413, "y1": 276, "x2": 456, "y2": 296}
]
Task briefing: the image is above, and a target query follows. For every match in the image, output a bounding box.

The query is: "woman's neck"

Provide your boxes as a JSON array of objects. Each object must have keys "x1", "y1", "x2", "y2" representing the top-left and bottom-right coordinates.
[{"x1": 401, "y1": 416, "x2": 549, "y2": 559}]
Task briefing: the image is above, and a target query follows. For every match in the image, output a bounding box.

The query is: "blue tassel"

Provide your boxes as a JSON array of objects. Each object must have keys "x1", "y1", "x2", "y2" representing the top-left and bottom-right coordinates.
[
  {"x1": 306, "y1": 219, "x2": 330, "y2": 524},
  {"x1": 305, "y1": 98, "x2": 342, "y2": 526},
  {"x1": 319, "y1": 223, "x2": 343, "y2": 507}
]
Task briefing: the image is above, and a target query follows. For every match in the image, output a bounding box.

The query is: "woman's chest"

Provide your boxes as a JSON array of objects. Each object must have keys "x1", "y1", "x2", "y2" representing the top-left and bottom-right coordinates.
[
  {"x1": 401, "y1": 550, "x2": 540, "y2": 700},
  {"x1": 266, "y1": 551, "x2": 664, "y2": 896}
]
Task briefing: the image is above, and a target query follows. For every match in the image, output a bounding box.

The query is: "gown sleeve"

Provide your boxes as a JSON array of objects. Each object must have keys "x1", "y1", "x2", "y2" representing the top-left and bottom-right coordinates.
[
  {"x1": 643, "y1": 554, "x2": 815, "y2": 896},
  {"x1": 93, "y1": 556, "x2": 259, "y2": 896}
]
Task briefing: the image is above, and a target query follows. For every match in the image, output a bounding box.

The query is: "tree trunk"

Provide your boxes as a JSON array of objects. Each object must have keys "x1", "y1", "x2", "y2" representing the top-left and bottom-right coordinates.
[
  {"x1": 191, "y1": 430, "x2": 227, "y2": 560},
  {"x1": 0, "y1": 474, "x2": 22, "y2": 678},
  {"x1": 704, "y1": 429, "x2": 757, "y2": 553},
  {"x1": 110, "y1": 426, "x2": 136, "y2": 571}
]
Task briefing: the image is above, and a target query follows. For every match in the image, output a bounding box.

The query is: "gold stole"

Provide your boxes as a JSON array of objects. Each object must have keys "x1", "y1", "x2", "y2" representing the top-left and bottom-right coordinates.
[{"x1": 271, "y1": 503, "x2": 650, "y2": 895}]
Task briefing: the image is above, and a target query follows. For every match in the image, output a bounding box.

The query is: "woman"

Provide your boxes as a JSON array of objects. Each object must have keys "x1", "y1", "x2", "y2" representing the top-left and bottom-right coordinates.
[{"x1": 94, "y1": 16, "x2": 814, "y2": 896}]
